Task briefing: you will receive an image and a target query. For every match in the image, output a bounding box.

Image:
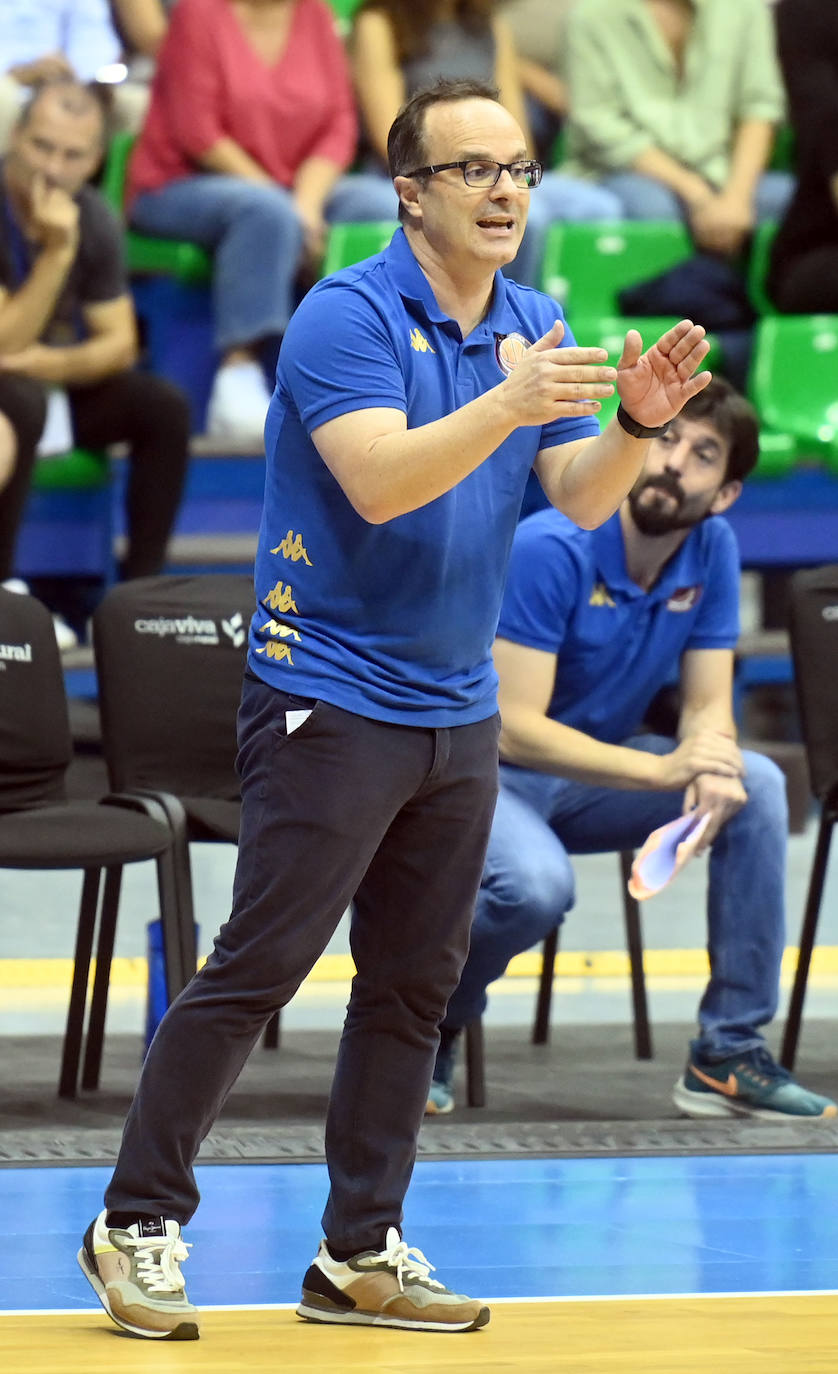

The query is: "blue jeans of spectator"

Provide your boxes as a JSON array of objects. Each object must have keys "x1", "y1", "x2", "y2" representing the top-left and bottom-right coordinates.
[
  {"x1": 131, "y1": 173, "x2": 400, "y2": 352},
  {"x1": 105, "y1": 675, "x2": 499, "y2": 1253},
  {"x1": 442, "y1": 735, "x2": 788, "y2": 1061},
  {"x1": 599, "y1": 170, "x2": 795, "y2": 226}
]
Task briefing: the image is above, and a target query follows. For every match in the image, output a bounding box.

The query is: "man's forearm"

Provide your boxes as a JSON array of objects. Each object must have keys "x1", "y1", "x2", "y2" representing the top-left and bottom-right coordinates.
[
  {"x1": 0, "y1": 248, "x2": 75, "y2": 353},
  {"x1": 630, "y1": 146, "x2": 713, "y2": 207},
  {"x1": 499, "y1": 709, "x2": 663, "y2": 790},
  {"x1": 11, "y1": 335, "x2": 138, "y2": 386},
  {"x1": 723, "y1": 119, "x2": 775, "y2": 205},
  {"x1": 538, "y1": 417, "x2": 652, "y2": 529}
]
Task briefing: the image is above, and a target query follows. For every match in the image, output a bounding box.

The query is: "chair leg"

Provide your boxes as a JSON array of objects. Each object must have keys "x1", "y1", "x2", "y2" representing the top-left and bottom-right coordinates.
[
  {"x1": 620, "y1": 850, "x2": 652, "y2": 1060},
  {"x1": 465, "y1": 1018, "x2": 486, "y2": 1108},
  {"x1": 780, "y1": 806, "x2": 834, "y2": 1071},
  {"x1": 81, "y1": 866, "x2": 123, "y2": 1091},
  {"x1": 263, "y1": 1012, "x2": 281, "y2": 1049},
  {"x1": 59, "y1": 868, "x2": 101, "y2": 1099},
  {"x1": 532, "y1": 926, "x2": 559, "y2": 1044}
]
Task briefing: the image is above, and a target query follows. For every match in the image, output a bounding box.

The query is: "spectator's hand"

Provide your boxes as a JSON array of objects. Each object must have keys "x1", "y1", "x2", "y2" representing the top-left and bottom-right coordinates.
[
  {"x1": 615, "y1": 321, "x2": 711, "y2": 429},
  {"x1": 9, "y1": 54, "x2": 75, "y2": 87},
  {"x1": 653, "y1": 729, "x2": 744, "y2": 792},
  {"x1": 683, "y1": 772, "x2": 748, "y2": 852},
  {"x1": 28, "y1": 174, "x2": 80, "y2": 255},
  {"x1": 293, "y1": 198, "x2": 327, "y2": 268},
  {"x1": 689, "y1": 190, "x2": 754, "y2": 257},
  {"x1": 500, "y1": 319, "x2": 618, "y2": 424}
]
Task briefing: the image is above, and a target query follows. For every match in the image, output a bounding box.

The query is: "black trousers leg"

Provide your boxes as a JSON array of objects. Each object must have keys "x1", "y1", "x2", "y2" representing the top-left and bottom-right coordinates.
[
  {"x1": 0, "y1": 374, "x2": 47, "y2": 581},
  {"x1": 70, "y1": 371, "x2": 190, "y2": 578}
]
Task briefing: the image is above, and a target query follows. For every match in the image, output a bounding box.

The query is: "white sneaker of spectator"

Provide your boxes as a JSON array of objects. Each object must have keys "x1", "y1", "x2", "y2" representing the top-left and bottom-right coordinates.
[
  {"x1": 2, "y1": 577, "x2": 79, "y2": 652},
  {"x1": 206, "y1": 360, "x2": 272, "y2": 445}
]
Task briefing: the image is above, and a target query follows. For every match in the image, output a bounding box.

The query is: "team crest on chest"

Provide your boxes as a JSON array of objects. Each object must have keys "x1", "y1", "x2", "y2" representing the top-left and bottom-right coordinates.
[
  {"x1": 495, "y1": 332, "x2": 531, "y2": 375},
  {"x1": 667, "y1": 585, "x2": 702, "y2": 612}
]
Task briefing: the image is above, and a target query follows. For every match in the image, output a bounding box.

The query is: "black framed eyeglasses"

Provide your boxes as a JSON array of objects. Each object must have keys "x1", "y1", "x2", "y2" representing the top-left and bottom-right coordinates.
[{"x1": 403, "y1": 158, "x2": 543, "y2": 189}]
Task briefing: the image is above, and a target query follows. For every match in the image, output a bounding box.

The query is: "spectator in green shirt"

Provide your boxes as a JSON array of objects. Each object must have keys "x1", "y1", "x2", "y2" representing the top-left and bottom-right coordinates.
[{"x1": 563, "y1": 0, "x2": 793, "y2": 257}]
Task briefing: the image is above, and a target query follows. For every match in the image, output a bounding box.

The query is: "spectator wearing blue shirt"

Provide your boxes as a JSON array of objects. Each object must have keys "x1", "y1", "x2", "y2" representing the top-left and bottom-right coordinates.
[
  {"x1": 78, "y1": 79, "x2": 712, "y2": 1343},
  {"x1": 428, "y1": 376, "x2": 837, "y2": 1123}
]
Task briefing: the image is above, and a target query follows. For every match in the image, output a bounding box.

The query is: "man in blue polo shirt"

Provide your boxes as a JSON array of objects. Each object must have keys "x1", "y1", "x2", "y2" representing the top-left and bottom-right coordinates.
[
  {"x1": 428, "y1": 376, "x2": 837, "y2": 1123},
  {"x1": 80, "y1": 78, "x2": 715, "y2": 1342}
]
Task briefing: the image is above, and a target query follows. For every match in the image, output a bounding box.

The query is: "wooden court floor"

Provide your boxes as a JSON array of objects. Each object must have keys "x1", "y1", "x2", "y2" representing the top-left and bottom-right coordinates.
[{"x1": 3, "y1": 1156, "x2": 837, "y2": 1371}]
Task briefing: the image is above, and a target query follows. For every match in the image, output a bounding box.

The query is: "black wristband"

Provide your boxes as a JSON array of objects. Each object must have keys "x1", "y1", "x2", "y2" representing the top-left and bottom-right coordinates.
[{"x1": 616, "y1": 403, "x2": 670, "y2": 439}]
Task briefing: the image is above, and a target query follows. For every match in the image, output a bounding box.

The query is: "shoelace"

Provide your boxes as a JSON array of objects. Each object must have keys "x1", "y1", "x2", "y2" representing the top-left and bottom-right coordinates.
[
  {"x1": 740, "y1": 1048, "x2": 792, "y2": 1087},
  {"x1": 377, "y1": 1237, "x2": 446, "y2": 1293},
  {"x1": 124, "y1": 1233, "x2": 191, "y2": 1293}
]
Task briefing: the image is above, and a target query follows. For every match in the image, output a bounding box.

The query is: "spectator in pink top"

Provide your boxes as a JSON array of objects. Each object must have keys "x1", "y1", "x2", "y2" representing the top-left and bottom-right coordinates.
[{"x1": 128, "y1": 0, "x2": 396, "y2": 441}]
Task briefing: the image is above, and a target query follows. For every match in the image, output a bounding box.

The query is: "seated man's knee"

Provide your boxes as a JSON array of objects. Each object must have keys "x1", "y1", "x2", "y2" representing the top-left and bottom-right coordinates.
[
  {"x1": 741, "y1": 749, "x2": 789, "y2": 829},
  {"x1": 483, "y1": 848, "x2": 575, "y2": 944}
]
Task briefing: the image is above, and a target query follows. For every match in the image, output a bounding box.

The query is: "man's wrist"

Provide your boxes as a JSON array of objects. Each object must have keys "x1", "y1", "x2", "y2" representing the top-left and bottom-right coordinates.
[{"x1": 616, "y1": 403, "x2": 670, "y2": 440}]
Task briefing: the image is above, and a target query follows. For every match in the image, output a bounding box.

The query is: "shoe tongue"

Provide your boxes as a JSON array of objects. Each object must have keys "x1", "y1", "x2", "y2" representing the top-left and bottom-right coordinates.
[{"x1": 136, "y1": 1217, "x2": 169, "y2": 1239}]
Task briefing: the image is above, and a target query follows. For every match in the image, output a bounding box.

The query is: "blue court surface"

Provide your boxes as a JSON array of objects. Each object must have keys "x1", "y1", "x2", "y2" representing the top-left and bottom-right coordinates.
[{"x1": 4, "y1": 1153, "x2": 838, "y2": 1313}]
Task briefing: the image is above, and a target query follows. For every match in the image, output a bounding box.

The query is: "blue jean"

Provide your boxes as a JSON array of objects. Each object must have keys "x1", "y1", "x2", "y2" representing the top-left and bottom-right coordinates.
[
  {"x1": 599, "y1": 170, "x2": 795, "y2": 226},
  {"x1": 442, "y1": 735, "x2": 789, "y2": 1060},
  {"x1": 131, "y1": 173, "x2": 401, "y2": 351},
  {"x1": 105, "y1": 676, "x2": 500, "y2": 1252}
]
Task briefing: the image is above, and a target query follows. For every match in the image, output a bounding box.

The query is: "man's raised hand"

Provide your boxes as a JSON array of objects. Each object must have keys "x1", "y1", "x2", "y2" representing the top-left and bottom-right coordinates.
[{"x1": 615, "y1": 320, "x2": 712, "y2": 431}]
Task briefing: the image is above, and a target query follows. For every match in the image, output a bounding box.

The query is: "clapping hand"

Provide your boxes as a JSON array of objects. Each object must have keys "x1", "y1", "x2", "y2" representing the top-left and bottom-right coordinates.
[{"x1": 615, "y1": 321, "x2": 712, "y2": 430}]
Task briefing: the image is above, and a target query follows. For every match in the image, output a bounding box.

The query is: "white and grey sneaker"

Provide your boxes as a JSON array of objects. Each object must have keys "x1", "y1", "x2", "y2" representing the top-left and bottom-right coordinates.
[
  {"x1": 297, "y1": 1226, "x2": 489, "y2": 1331},
  {"x1": 77, "y1": 1210, "x2": 199, "y2": 1340}
]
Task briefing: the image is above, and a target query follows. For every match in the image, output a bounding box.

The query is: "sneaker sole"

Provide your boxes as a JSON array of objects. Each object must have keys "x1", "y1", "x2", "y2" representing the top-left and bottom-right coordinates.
[
  {"x1": 672, "y1": 1076, "x2": 836, "y2": 1122},
  {"x1": 424, "y1": 1096, "x2": 454, "y2": 1116},
  {"x1": 76, "y1": 1245, "x2": 199, "y2": 1341},
  {"x1": 296, "y1": 1298, "x2": 490, "y2": 1331}
]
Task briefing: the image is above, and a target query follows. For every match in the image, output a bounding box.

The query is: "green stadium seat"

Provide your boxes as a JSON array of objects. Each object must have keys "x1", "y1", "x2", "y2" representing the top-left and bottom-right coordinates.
[
  {"x1": 320, "y1": 220, "x2": 398, "y2": 276},
  {"x1": 749, "y1": 315, "x2": 838, "y2": 470},
  {"x1": 31, "y1": 446, "x2": 109, "y2": 492},
  {"x1": 541, "y1": 220, "x2": 695, "y2": 317},
  {"x1": 100, "y1": 131, "x2": 212, "y2": 286}
]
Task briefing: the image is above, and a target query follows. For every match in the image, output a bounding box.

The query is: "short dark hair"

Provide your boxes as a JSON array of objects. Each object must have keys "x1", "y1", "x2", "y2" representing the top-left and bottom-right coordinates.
[
  {"x1": 388, "y1": 77, "x2": 501, "y2": 220},
  {"x1": 17, "y1": 78, "x2": 107, "y2": 142},
  {"x1": 678, "y1": 375, "x2": 760, "y2": 483}
]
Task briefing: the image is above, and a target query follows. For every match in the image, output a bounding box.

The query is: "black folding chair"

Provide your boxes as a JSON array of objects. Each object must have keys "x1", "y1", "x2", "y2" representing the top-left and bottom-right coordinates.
[
  {"x1": 463, "y1": 850, "x2": 650, "y2": 1107},
  {"x1": 91, "y1": 574, "x2": 276, "y2": 1035},
  {"x1": 780, "y1": 565, "x2": 838, "y2": 1070},
  {"x1": 0, "y1": 588, "x2": 190, "y2": 1097}
]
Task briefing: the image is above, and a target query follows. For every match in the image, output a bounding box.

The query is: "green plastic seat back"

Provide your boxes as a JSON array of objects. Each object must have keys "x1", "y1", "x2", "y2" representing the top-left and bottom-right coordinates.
[
  {"x1": 541, "y1": 221, "x2": 695, "y2": 317},
  {"x1": 327, "y1": 0, "x2": 364, "y2": 28},
  {"x1": 750, "y1": 315, "x2": 838, "y2": 464},
  {"x1": 321, "y1": 221, "x2": 399, "y2": 277},
  {"x1": 100, "y1": 129, "x2": 134, "y2": 213},
  {"x1": 746, "y1": 220, "x2": 779, "y2": 317}
]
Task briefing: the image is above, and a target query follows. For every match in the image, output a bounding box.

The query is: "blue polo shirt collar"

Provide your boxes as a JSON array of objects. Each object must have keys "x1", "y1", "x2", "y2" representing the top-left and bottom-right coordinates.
[
  {"x1": 386, "y1": 226, "x2": 520, "y2": 339},
  {"x1": 593, "y1": 513, "x2": 708, "y2": 602}
]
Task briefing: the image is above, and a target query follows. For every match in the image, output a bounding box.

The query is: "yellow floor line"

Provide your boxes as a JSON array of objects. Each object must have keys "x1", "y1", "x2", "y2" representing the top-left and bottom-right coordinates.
[{"x1": 2, "y1": 946, "x2": 838, "y2": 990}]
